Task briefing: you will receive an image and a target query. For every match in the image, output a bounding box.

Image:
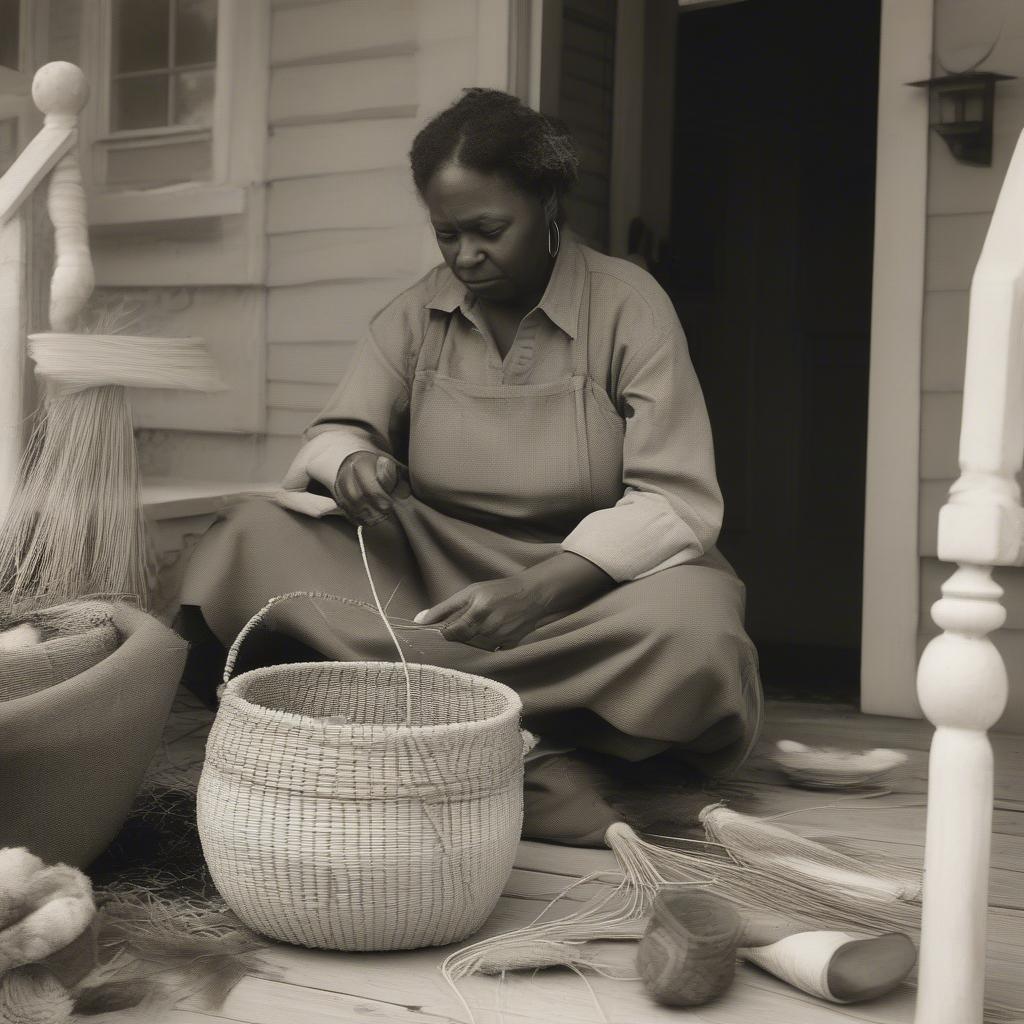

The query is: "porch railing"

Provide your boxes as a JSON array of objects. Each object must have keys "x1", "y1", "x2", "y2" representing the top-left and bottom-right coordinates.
[
  {"x1": 0, "y1": 62, "x2": 92, "y2": 522},
  {"x1": 0, "y1": 60, "x2": 1019, "y2": 1024},
  {"x1": 912, "y1": 125, "x2": 1024, "y2": 1024}
]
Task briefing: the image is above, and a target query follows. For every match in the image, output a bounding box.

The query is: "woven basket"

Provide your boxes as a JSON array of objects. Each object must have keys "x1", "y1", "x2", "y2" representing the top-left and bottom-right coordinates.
[{"x1": 196, "y1": 589, "x2": 529, "y2": 952}]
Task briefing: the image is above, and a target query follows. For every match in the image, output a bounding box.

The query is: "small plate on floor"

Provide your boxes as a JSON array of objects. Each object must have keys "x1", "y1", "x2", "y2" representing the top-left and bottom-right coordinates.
[{"x1": 772, "y1": 740, "x2": 908, "y2": 790}]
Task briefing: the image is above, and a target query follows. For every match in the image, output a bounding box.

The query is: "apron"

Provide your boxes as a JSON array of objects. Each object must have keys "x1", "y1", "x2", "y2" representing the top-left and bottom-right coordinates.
[{"x1": 408, "y1": 269, "x2": 626, "y2": 537}]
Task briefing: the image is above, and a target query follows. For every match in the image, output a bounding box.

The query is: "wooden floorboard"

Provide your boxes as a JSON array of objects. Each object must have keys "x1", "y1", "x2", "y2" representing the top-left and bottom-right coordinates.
[{"x1": 134, "y1": 697, "x2": 1023, "y2": 1024}]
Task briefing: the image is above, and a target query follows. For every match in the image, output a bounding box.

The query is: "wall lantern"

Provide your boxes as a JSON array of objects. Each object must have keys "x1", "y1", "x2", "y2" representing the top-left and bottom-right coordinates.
[{"x1": 909, "y1": 71, "x2": 1015, "y2": 167}]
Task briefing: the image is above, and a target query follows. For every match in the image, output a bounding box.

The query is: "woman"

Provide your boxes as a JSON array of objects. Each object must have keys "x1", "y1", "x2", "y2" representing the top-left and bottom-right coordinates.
[{"x1": 176, "y1": 89, "x2": 763, "y2": 846}]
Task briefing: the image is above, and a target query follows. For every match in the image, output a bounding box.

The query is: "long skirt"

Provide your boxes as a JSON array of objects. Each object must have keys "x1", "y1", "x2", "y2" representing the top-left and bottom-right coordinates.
[{"x1": 177, "y1": 493, "x2": 763, "y2": 776}]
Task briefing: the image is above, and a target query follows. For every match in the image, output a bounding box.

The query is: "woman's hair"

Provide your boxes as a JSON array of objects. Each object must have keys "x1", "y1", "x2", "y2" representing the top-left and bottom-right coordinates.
[{"x1": 409, "y1": 88, "x2": 579, "y2": 219}]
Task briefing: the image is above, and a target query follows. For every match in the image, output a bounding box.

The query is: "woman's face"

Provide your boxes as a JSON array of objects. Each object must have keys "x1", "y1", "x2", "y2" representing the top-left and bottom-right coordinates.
[{"x1": 422, "y1": 161, "x2": 553, "y2": 309}]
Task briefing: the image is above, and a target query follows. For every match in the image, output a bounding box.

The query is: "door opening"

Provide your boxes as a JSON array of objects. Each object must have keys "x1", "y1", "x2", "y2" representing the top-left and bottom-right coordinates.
[{"x1": 663, "y1": 0, "x2": 882, "y2": 702}]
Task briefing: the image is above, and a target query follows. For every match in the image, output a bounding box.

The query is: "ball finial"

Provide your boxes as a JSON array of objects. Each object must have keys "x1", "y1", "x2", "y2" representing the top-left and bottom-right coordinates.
[{"x1": 32, "y1": 62, "x2": 90, "y2": 119}]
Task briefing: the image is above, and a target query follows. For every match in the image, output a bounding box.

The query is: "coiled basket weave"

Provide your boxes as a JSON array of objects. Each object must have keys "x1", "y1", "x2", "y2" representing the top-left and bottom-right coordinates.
[{"x1": 197, "y1": 578, "x2": 530, "y2": 953}]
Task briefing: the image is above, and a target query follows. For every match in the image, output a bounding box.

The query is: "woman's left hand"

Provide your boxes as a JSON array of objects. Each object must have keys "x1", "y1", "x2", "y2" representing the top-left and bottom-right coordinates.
[{"x1": 413, "y1": 575, "x2": 551, "y2": 651}]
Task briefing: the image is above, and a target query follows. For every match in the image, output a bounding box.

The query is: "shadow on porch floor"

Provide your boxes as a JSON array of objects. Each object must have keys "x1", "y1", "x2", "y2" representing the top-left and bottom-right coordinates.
[{"x1": 107, "y1": 693, "x2": 1023, "y2": 1024}]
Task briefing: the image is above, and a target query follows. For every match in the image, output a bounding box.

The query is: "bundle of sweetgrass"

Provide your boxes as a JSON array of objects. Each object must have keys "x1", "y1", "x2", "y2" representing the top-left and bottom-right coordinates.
[{"x1": 0, "y1": 301, "x2": 223, "y2": 609}]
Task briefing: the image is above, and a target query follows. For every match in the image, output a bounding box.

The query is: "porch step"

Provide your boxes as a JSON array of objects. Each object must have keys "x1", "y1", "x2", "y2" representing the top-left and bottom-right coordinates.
[{"x1": 142, "y1": 476, "x2": 278, "y2": 522}]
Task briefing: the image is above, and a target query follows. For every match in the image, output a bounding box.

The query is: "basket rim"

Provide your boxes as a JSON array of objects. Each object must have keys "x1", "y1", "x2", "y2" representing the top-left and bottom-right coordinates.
[{"x1": 220, "y1": 660, "x2": 524, "y2": 735}]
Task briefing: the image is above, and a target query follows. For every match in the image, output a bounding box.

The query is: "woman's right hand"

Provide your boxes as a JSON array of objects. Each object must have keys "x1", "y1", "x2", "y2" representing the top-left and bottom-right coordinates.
[{"x1": 332, "y1": 451, "x2": 406, "y2": 526}]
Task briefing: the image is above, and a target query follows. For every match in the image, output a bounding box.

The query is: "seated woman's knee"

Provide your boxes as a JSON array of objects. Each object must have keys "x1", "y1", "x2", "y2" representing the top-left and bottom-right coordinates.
[
  {"x1": 622, "y1": 564, "x2": 745, "y2": 640},
  {"x1": 219, "y1": 496, "x2": 291, "y2": 537}
]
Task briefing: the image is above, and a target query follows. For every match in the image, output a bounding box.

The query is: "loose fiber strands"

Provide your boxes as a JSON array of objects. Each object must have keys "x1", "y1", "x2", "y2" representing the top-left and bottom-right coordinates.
[
  {"x1": 0, "y1": 385, "x2": 148, "y2": 607},
  {"x1": 441, "y1": 808, "x2": 930, "y2": 1023},
  {"x1": 0, "y1": 303, "x2": 224, "y2": 608},
  {"x1": 27, "y1": 333, "x2": 227, "y2": 398}
]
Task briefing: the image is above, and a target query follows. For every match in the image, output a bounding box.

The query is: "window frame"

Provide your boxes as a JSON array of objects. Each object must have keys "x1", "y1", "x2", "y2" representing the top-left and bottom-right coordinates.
[
  {"x1": 0, "y1": 0, "x2": 30, "y2": 93},
  {"x1": 79, "y1": 0, "x2": 268, "y2": 223}
]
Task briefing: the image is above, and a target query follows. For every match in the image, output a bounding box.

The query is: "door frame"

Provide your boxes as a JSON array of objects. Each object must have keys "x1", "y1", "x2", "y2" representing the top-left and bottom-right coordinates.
[
  {"x1": 860, "y1": 0, "x2": 933, "y2": 718},
  {"x1": 511, "y1": 0, "x2": 935, "y2": 718}
]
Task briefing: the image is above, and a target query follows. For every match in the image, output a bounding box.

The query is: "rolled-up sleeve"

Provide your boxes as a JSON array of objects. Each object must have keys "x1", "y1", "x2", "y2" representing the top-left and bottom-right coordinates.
[
  {"x1": 281, "y1": 303, "x2": 415, "y2": 491},
  {"x1": 560, "y1": 325, "x2": 723, "y2": 582}
]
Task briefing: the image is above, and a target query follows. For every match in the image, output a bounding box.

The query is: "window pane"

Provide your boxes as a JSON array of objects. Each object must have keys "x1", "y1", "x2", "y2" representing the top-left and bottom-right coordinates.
[
  {"x1": 112, "y1": 74, "x2": 169, "y2": 130},
  {"x1": 175, "y1": 0, "x2": 217, "y2": 67},
  {"x1": 0, "y1": 0, "x2": 20, "y2": 70},
  {"x1": 115, "y1": 0, "x2": 170, "y2": 73},
  {"x1": 0, "y1": 118, "x2": 17, "y2": 175},
  {"x1": 173, "y1": 69, "x2": 214, "y2": 126}
]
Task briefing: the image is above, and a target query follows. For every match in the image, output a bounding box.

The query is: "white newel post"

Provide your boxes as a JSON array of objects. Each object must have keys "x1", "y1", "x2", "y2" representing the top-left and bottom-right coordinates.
[
  {"x1": 0, "y1": 62, "x2": 89, "y2": 521},
  {"x1": 913, "y1": 127, "x2": 1024, "y2": 1024},
  {"x1": 34, "y1": 64, "x2": 94, "y2": 333}
]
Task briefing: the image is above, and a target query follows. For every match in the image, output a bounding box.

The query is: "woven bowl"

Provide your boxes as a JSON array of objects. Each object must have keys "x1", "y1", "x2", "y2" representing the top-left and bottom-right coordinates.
[{"x1": 197, "y1": 659, "x2": 527, "y2": 952}]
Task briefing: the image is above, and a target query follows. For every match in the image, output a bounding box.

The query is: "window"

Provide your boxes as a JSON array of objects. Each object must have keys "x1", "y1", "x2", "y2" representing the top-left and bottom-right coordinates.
[
  {"x1": 110, "y1": 0, "x2": 217, "y2": 132},
  {"x1": 81, "y1": 0, "x2": 266, "y2": 205},
  {"x1": 0, "y1": 0, "x2": 29, "y2": 175},
  {"x1": 87, "y1": 0, "x2": 220, "y2": 189},
  {"x1": 0, "y1": 0, "x2": 20, "y2": 72}
]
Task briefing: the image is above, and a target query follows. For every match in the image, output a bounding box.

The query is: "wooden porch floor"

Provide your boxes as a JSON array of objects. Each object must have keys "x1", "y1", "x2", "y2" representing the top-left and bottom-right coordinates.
[{"x1": 125, "y1": 696, "x2": 1024, "y2": 1024}]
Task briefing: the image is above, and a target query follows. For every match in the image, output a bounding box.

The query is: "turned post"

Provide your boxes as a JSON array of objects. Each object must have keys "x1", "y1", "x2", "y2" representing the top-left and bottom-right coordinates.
[
  {"x1": 912, "y1": 127, "x2": 1024, "y2": 1024},
  {"x1": 32, "y1": 62, "x2": 94, "y2": 333}
]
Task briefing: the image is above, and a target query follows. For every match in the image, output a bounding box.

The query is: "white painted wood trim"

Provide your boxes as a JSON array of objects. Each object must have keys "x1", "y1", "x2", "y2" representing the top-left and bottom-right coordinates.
[
  {"x1": 527, "y1": 0, "x2": 562, "y2": 115},
  {"x1": 608, "y1": 0, "x2": 645, "y2": 257},
  {"x1": 0, "y1": 212, "x2": 27, "y2": 523},
  {"x1": 0, "y1": 123, "x2": 76, "y2": 224},
  {"x1": 142, "y1": 476, "x2": 278, "y2": 521},
  {"x1": 79, "y1": 0, "x2": 270, "y2": 195},
  {"x1": 860, "y1": 0, "x2": 934, "y2": 718},
  {"x1": 87, "y1": 183, "x2": 246, "y2": 225},
  {"x1": 476, "y1": 0, "x2": 513, "y2": 91}
]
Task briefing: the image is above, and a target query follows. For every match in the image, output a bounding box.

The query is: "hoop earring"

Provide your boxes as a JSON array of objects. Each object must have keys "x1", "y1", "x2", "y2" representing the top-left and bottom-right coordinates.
[{"x1": 547, "y1": 220, "x2": 561, "y2": 258}]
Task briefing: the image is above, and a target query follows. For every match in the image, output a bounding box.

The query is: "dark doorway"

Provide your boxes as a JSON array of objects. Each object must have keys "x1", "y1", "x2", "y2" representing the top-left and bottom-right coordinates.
[{"x1": 662, "y1": 0, "x2": 881, "y2": 702}]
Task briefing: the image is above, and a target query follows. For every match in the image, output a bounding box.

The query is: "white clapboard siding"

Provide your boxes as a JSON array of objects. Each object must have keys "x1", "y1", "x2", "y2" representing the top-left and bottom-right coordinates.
[
  {"x1": 125, "y1": 286, "x2": 266, "y2": 434},
  {"x1": 923, "y1": 212, "x2": 991, "y2": 292},
  {"x1": 91, "y1": 193, "x2": 265, "y2": 288},
  {"x1": 269, "y1": 279, "x2": 410, "y2": 344},
  {"x1": 268, "y1": 226, "x2": 426, "y2": 287},
  {"x1": 267, "y1": 168, "x2": 423, "y2": 234},
  {"x1": 267, "y1": 119, "x2": 417, "y2": 180},
  {"x1": 267, "y1": 341, "x2": 357, "y2": 384},
  {"x1": 922, "y1": 289, "x2": 969, "y2": 392},
  {"x1": 919, "y1": 391, "x2": 963, "y2": 481},
  {"x1": 271, "y1": 0, "x2": 418, "y2": 65},
  {"x1": 269, "y1": 57, "x2": 418, "y2": 126},
  {"x1": 267, "y1": 382, "x2": 337, "y2": 411},
  {"x1": 267, "y1": 407, "x2": 321, "y2": 437},
  {"x1": 137, "y1": 430, "x2": 299, "y2": 485},
  {"x1": 918, "y1": 479, "x2": 949, "y2": 560},
  {"x1": 264, "y1": 0, "x2": 478, "y2": 443}
]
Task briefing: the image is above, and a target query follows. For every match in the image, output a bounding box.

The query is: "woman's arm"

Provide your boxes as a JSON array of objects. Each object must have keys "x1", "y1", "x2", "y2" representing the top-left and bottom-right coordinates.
[
  {"x1": 281, "y1": 301, "x2": 416, "y2": 493},
  {"x1": 520, "y1": 550, "x2": 616, "y2": 618},
  {"x1": 414, "y1": 550, "x2": 615, "y2": 646},
  {"x1": 559, "y1": 320, "x2": 724, "y2": 582}
]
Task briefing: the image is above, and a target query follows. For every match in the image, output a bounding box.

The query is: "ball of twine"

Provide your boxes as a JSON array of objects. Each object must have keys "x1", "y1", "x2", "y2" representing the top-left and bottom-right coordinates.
[{"x1": 637, "y1": 891, "x2": 742, "y2": 1007}]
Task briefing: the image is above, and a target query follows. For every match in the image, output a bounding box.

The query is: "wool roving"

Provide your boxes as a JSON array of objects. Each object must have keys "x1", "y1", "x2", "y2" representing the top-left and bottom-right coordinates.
[{"x1": 0, "y1": 848, "x2": 95, "y2": 973}]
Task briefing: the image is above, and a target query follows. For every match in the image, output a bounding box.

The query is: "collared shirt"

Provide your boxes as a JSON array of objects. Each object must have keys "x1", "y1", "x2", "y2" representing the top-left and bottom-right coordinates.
[{"x1": 289, "y1": 233, "x2": 724, "y2": 582}]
